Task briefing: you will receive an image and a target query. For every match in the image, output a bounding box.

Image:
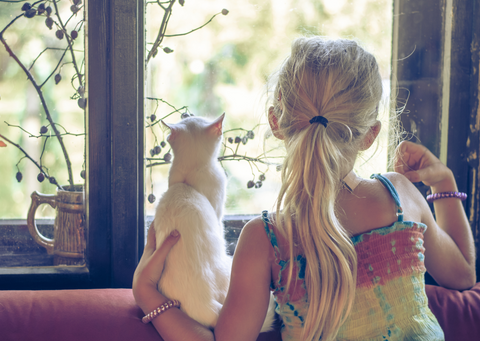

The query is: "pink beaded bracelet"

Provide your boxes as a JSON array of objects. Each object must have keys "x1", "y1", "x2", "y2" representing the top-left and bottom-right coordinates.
[
  {"x1": 426, "y1": 191, "x2": 467, "y2": 203},
  {"x1": 142, "y1": 299, "x2": 181, "y2": 324}
]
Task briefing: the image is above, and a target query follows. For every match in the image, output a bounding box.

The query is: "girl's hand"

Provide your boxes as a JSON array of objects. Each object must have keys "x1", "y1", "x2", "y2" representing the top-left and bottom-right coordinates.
[
  {"x1": 394, "y1": 140, "x2": 453, "y2": 188},
  {"x1": 132, "y1": 223, "x2": 180, "y2": 312}
]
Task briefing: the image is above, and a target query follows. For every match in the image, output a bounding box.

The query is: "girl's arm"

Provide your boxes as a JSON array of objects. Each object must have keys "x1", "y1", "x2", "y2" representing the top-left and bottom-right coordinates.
[
  {"x1": 132, "y1": 219, "x2": 274, "y2": 341},
  {"x1": 394, "y1": 141, "x2": 476, "y2": 289},
  {"x1": 215, "y1": 217, "x2": 275, "y2": 340}
]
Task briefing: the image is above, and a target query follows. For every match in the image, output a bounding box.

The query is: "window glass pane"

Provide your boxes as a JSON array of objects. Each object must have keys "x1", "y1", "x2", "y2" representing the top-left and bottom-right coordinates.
[
  {"x1": 0, "y1": 1, "x2": 86, "y2": 268},
  {"x1": 145, "y1": 0, "x2": 392, "y2": 217}
]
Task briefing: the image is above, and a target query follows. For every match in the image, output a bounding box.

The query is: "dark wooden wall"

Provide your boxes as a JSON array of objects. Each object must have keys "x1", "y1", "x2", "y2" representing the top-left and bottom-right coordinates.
[{"x1": 392, "y1": 0, "x2": 480, "y2": 281}]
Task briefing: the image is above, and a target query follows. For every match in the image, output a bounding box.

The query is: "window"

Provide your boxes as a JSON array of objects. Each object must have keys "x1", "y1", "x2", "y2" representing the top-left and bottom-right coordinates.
[
  {"x1": 0, "y1": 0, "x2": 146, "y2": 289},
  {"x1": 0, "y1": 1, "x2": 88, "y2": 279},
  {"x1": 144, "y1": 0, "x2": 393, "y2": 219}
]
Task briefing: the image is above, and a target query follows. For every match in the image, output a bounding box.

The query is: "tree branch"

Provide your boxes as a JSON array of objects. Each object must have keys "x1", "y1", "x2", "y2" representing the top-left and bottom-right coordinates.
[
  {"x1": 146, "y1": 0, "x2": 176, "y2": 63},
  {"x1": 39, "y1": 46, "x2": 69, "y2": 88},
  {"x1": 52, "y1": 0, "x2": 83, "y2": 85},
  {"x1": 0, "y1": 134, "x2": 63, "y2": 189},
  {"x1": 0, "y1": 32, "x2": 74, "y2": 187},
  {"x1": 164, "y1": 11, "x2": 222, "y2": 38}
]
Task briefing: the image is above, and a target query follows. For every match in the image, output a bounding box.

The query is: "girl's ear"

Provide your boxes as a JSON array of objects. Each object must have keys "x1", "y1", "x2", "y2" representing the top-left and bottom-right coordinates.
[
  {"x1": 207, "y1": 112, "x2": 225, "y2": 137},
  {"x1": 360, "y1": 120, "x2": 381, "y2": 151},
  {"x1": 162, "y1": 120, "x2": 177, "y2": 141},
  {"x1": 268, "y1": 106, "x2": 284, "y2": 140}
]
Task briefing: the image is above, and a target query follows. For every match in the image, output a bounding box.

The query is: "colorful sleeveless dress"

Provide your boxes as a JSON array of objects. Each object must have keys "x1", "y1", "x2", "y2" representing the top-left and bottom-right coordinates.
[{"x1": 262, "y1": 174, "x2": 444, "y2": 340}]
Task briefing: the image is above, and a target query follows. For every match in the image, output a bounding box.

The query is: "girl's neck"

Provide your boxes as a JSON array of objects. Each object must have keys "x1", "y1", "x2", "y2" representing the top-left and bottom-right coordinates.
[{"x1": 342, "y1": 170, "x2": 361, "y2": 192}]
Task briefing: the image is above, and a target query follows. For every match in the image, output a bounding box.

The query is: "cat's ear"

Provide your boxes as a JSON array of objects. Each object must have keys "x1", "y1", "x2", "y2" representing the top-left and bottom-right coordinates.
[
  {"x1": 162, "y1": 120, "x2": 177, "y2": 141},
  {"x1": 207, "y1": 112, "x2": 225, "y2": 137}
]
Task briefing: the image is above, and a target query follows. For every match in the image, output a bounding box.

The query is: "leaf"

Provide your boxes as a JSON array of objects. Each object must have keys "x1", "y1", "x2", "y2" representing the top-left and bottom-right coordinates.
[{"x1": 0, "y1": 141, "x2": 7, "y2": 147}]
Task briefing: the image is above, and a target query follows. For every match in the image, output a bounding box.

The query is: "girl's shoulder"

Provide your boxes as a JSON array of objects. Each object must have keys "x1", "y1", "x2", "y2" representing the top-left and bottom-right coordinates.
[
  {"x1": 380, "y1": 171, "x2": 418, "y2": 190},
  {"x1": 379, "y1": 172, "x2": 428, "y2": 203},
  {"x1": 339, "y1": 172, "x2": 426, "y2": 235},
  {"x1": 234, "y1": 217, "x2": 275, "y2": 274},
  {"x1": 240, "y1": 214, "x2": 282, "y2": 249},
  {"x1": 377, "y1": 172, "x2": 430, "y2": 222},
  {"x1": 237, "y1": 215, "x2": 277, "y2": 263},
  {"x1": 369, "y1": 171, "x2": 425, "y2": 201},
  {"x1": 240, "y1": 213, "x2": 294, "y2": 262},
  {"x1": 240, "y1": 215, "x2": 269, "y2": 238}
]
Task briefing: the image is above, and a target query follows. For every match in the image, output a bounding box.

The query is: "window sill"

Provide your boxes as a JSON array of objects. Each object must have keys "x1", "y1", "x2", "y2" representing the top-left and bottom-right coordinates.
[
  {"x1": 0, "y1": 219, "x2": 54, "y2": 268},
  {"x1": 0, "y1": 265, "x2": 88, "y2": 276},
  {"x1": 1, "y1": 214, "x2": 257, "y2": 269}
]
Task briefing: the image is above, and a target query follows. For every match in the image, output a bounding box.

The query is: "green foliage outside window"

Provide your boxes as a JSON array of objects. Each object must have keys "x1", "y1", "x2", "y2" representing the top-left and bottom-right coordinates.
[{"x1": 0, "y1": 0, "x2": 392, "y2": 219}]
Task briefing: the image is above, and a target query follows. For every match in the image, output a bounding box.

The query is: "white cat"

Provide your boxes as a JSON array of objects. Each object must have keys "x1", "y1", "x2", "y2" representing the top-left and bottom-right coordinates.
[{"x1": 154, "y1": 113, "x2": 274, "y2": 331}]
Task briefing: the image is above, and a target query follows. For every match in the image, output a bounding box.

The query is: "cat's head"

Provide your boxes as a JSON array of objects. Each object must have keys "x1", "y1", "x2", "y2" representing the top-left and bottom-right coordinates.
[{"x1": 162, "y1": 113, "x2": 225, "y2": 164}]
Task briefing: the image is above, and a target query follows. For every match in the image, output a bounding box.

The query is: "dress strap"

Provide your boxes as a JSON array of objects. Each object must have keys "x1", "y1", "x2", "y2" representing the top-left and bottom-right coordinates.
[
  {"x1": 370, "y1": 174, "x2": 404, "y2": 222},
  {"x1": 261, "y1": 210, "x2": 282, "y2": 259}
]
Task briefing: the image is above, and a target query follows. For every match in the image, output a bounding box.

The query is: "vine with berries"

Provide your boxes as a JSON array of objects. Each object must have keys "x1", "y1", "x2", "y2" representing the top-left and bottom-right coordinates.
[
  {"x1": 0, "y1": 0, "x2": 278, "y2": 202},
  {"x1": 0, "y1": 0, "x2": 85, "y2": 190},
  {"x1": 143, "y1": 0, "x2": 279, "y2": 204}
]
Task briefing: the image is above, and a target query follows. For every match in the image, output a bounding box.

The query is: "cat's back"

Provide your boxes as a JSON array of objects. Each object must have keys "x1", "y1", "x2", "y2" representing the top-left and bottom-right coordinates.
[
  {"x1": 154, "y1": 183, "x2": 225, "y2": 252},
  {"x1": 155, "y1": 182, "x2": 231, "y2": 328},
  {"x1": 157, "y1": 182, "x2": 210, "y2": 215}
]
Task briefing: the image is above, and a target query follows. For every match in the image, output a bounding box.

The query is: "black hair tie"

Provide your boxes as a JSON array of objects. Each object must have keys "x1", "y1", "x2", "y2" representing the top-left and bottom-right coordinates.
[{"x1": 309, "y1": 115, "x2": 328, "y2": 128}]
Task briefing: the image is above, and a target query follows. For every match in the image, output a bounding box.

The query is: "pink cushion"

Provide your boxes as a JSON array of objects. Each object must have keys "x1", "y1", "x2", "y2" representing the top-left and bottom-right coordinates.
[
  {"x1": 0, "y1": 289, "x2": 281, "y2": 341},
  {"x1": 0, "y1": 284, "x2": 478, "y2": 341},
  {"x1": 426, "y1": 282, "x2": 480, "y2": 340},
  {"x1": 0, "y1": 289, "x2": 161, "y2": 341}
]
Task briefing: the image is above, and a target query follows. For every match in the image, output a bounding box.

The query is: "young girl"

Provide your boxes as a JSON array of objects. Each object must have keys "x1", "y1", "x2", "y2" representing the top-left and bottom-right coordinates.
[{"x1": 133, "y1": 36, "x2": 476, "y2": 341}]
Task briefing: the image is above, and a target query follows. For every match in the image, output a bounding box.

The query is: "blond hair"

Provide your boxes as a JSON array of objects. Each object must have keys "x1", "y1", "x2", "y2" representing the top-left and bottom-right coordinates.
[{"x1": 269, "y1": 37, "x2": 383, "y2": 341}]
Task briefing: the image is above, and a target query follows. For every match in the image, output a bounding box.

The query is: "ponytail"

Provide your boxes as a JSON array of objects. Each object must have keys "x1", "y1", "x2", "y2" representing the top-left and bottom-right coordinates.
[
  {"x1": 270, "y1": 36, "x2": 382, "y2": 341},
  {"x1": 276, "y1": 125, "x2": 357, "y2": 341}
]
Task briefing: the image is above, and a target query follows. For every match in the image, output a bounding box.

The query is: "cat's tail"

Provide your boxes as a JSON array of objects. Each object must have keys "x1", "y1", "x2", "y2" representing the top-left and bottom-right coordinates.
[{"x1": 259, "y1": 292, "x2": 276, "y2": 333}]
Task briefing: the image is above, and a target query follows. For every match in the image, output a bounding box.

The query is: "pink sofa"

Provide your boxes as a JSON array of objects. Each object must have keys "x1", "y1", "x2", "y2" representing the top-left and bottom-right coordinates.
[{"x1": 0, "y1": 283, "x2": 479, "y2": 341}]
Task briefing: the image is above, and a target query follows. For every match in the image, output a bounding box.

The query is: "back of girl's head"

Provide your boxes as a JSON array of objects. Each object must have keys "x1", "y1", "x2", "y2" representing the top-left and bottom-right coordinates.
[
  {"x1": 272, "y1": 37, "x2": 382, "y2": 159},
  {"x1": 269, "y1": 37, "x2": 382, "y2": 341}
]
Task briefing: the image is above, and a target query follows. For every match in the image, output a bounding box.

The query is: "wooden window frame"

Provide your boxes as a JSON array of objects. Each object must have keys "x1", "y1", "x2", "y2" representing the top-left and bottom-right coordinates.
[{"x1": 391, "y1": 0, "x2": 480, "y2": 281}]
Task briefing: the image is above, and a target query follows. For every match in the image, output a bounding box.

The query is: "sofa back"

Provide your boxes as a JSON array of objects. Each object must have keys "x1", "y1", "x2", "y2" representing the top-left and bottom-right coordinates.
[{"x1": 0, "y1": 284, "x2": 479, "y2": 341}]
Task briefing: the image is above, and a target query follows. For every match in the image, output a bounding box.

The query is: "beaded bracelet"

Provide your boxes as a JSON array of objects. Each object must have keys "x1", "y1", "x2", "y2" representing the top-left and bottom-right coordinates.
[
  {"x1": 142, "y1": 299, "x2": 181, "y2": 324},
  {"x1": 426, "y1": 191, "x2": 467, "y2": 203}
]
